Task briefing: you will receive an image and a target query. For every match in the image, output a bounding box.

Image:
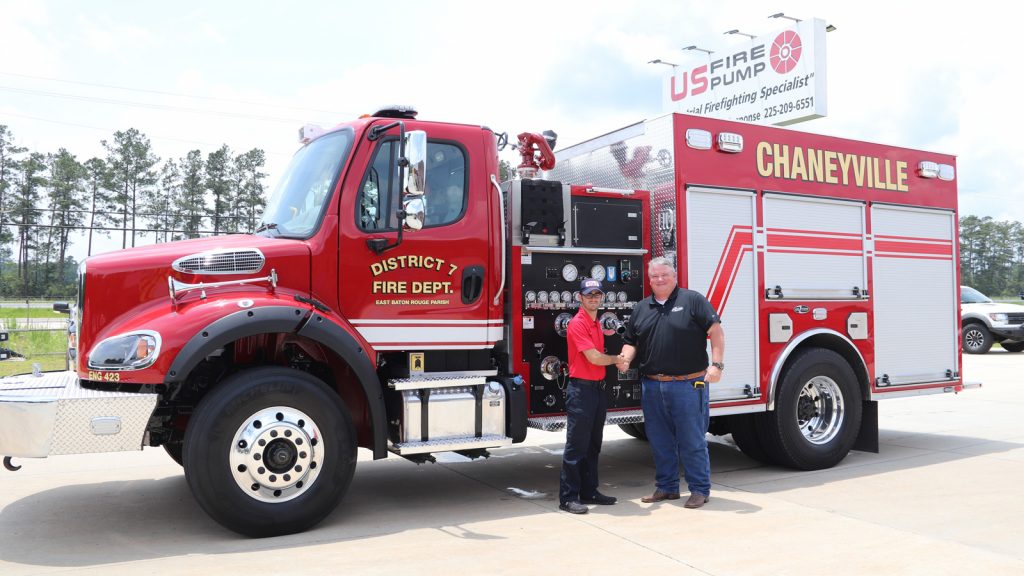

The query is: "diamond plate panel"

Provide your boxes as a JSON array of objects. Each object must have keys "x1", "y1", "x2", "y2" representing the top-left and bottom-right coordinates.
[
  {"x1": 0, "y1": 371, "x2": 158, "y2": 457},
  {"x1": 527, "y1": 409, "x2": 645, "y2": 431},
  {"x1": 550, "y1": 115, "x2": 677, "y2": 259},
  {"x1": 390, "y1": 434, "x2": 512, "y2": 455}
]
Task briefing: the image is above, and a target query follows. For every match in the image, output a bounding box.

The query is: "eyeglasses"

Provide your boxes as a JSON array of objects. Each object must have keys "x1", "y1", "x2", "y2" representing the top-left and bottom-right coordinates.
[
  {"x1": 581, "y1": 293, "x2": 603, "y2": 299},
  {"x1": 649, "y1": 273, "x2": 673, "y2": 279}
]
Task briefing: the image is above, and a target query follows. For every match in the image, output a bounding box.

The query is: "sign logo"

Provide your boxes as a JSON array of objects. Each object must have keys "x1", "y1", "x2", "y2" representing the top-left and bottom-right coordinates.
[
  {"x1": 660, "y1": 18, "x2": 826, "y2": 125},
  {"x1": 770, "y1": 31, "x2": 803, "y2": 73}
]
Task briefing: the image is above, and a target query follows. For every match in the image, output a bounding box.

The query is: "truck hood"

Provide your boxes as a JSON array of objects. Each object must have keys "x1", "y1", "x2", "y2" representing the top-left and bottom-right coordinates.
[
  {"x1": 80, "y1": 234, "x2": 313, "y2": 355},
  {"x1": 961, "y1": 302, "x2": 1024, "y2": 314}
]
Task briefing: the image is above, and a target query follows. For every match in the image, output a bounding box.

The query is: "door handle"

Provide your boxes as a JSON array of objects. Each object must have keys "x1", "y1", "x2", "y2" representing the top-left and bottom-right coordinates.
[{"x1": 462, "y1": 265, "x2": 484, "y2": 304}]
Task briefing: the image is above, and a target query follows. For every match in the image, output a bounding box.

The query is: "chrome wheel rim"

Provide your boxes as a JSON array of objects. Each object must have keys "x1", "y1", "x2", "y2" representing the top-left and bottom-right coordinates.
[
  {"x1": 796, "y1": 376, "x2": 844, "y2": 445},
  {"x1": 229, "y1": 406, "x2": 324, "y2": 502}
]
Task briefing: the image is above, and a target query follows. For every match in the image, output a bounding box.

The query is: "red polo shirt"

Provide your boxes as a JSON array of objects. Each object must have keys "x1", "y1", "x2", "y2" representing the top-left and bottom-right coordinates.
[{"x1": 567, "y1": 307, "x2": 606, "y2": 380}]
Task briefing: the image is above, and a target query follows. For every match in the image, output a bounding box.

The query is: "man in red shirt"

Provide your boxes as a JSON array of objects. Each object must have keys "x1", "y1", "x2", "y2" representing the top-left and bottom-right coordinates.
[{"x1": 559, "y1": 278, "x2": 624, "y2": 514}]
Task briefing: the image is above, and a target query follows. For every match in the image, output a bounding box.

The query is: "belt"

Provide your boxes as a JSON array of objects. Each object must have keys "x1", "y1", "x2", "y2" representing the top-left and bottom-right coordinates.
[
  {"x1": 646, "y1": 370, "x2": 706, "y2": 381},
  {"x1": 570, "y1": 378, "x2": 606, "y2": 389}
]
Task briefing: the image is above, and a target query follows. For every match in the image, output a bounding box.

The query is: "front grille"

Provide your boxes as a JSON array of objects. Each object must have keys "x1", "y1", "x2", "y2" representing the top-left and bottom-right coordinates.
[
  {"x1": 172, "y1": 249, "x2": 266, "y2": 275},
  {"x1": 1007, "y1": 313, "x2": 1024, "y2": 325}
]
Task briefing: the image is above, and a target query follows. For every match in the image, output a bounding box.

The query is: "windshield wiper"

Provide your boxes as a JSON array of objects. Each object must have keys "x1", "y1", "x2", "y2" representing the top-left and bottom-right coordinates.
[{"x1": 255, "y1": 222, "x2": 279, "y2": 233}]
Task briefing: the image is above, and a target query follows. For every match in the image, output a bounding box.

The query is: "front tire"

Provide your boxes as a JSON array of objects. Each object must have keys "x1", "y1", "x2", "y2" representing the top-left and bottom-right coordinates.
[
  {"x1": 758, "y1": 348, "x2": 862, "y2": 470},
  {"x1": 1000, "y1": 341, "x2": 1024, "y2": 353},
  {"x1": 183, "y1": 367, "x2": 356, "y2": 537},
  {"x1": 163, "y1": 441, "x2": 184, "y2": 467},
  {"x1": 962, "y1": 324, "x2": 993, "y2": 354}
]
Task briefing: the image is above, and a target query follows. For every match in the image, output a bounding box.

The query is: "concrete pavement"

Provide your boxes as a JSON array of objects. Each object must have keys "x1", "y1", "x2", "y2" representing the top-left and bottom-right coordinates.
[{"x1": 1, "y1": 352, "x2": 1021, "y2": 575}]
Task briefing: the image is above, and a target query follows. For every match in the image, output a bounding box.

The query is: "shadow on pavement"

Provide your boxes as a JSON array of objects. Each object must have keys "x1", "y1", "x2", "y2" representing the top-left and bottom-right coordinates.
[{"x1": 0, "y1": 428, "x2": 1018, "y2": 567}]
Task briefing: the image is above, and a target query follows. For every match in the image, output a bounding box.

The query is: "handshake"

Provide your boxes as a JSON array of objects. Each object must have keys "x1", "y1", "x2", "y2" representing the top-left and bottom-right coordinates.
[{"x1": 613, "y1": 353, "x2": 631, "y2": 374}]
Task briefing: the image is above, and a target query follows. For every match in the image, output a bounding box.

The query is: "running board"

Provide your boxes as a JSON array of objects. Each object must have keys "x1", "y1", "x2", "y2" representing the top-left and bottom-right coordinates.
[
  {"x1": 388, "y1": 374, "x2": 494, "y2": 391},
  {"x1": 527, "y1": 409, "x2": 644, "y2": 432},
  {"x1": 389, "y1": 434, "x2": 512, "y2": 455}
]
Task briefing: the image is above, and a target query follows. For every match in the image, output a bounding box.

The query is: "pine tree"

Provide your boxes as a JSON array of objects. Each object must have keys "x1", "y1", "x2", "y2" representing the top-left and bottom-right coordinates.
[
  {"x1": 103, "y1": 128, "x2": 159, "y2": 248},
  {"x1": 175, "y1": 150, "x2": 206, "y2": 238},
  {"x1": 234, "y1": 148, "x2": 267, "y2": 233},
  {"x1": 206, "y1": 145, "x2": 232, "y2": 235}
]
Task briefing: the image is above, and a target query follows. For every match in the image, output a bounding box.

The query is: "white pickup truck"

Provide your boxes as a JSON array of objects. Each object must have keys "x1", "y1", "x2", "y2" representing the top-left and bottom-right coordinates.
[{"x1": 961, "y1": 286, "x2": 1024, "y2": 353}]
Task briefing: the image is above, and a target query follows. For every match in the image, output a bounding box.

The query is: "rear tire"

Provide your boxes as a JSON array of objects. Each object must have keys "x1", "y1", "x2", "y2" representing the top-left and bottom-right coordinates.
[
  {"x1": 1000, "y1": 341, "x2": 1024, "y2": 353},
  {"x1": 183, "y1": 367, "x2": 357, "y2": 537},
  {"x1": 962, "y1": 324, "x2": 993, "y2": 354},
  {"x1": 618, "y1": 422, "x2": 647, "y2": 440},
  {"x1": 758, "y1": 348, "x2": 862, "y2": 470},
  {"x1": 728, "y1": 414, "x2": 773, "y2": 464}
]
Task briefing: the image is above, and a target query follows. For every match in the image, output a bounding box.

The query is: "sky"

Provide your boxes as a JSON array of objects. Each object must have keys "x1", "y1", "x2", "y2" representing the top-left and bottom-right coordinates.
[{"x1": 1, "y1": 0, "x2": 1021, "y2": 261}]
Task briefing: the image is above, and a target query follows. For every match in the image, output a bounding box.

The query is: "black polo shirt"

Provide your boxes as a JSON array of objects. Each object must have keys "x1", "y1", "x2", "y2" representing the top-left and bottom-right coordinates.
[{"x1": 622, "y1": 287, "x2": 721, "y2": 376}]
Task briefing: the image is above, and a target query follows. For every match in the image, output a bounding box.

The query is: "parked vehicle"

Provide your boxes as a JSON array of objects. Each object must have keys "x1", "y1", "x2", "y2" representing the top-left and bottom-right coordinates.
[{"x1": 961, "y1": 286, "x2": 1024, "y2": 353}]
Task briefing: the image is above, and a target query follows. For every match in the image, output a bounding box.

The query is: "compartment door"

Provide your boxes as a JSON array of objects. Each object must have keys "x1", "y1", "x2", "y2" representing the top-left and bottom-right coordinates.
[
  {"x1": 686, "y1": 187, "x2": 758, "y2": 402},
  {"x1": 871, "y1": 205, "x2": 959, "y2": 386}
]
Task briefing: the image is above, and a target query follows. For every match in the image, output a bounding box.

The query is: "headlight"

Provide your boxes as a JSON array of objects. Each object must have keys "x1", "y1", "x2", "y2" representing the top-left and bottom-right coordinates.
[
  {"x1": 87, "y1": 331, "x2": 161, "y2": 371},
  {"x1": 989, "y1": 313, "x2": 1008, "y2": 324}
]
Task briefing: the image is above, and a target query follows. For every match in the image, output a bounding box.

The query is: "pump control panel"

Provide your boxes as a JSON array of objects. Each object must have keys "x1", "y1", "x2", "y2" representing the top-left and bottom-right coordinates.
[{"x1": 509, "y1": 180, "x2": 649, "y2": 416}]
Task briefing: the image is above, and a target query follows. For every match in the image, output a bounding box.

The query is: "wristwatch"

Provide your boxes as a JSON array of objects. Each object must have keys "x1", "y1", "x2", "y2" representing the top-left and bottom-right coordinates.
[{"x1": 711, "y1": 362, "x2": 725, "y2": 371}]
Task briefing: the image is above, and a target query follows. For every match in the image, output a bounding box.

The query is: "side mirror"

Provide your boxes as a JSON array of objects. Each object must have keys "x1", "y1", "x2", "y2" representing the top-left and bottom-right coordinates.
[
  {"x1": 404, "y1": 130, "x2": 427, "y2": 196},
  {"x1": 402, "y1": 196, "x2": 425, "y2": 231}
]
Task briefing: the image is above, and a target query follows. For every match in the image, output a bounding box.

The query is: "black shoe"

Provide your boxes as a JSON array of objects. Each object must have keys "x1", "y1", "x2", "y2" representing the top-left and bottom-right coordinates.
[
  {"x1": 559, "y1": 501, "x2": 588, "y2": 514},
  {"x1": 580, "y1": 492, "x2": 617, "y2": 505}
]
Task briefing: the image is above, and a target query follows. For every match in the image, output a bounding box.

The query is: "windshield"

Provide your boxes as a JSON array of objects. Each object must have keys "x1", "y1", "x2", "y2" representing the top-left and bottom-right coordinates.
[
  {"x1": 961, "y1": 286, "x2": 992, "y2": 304},
  {"x1": 259, "y1": 128, "x2": 355, "y2": 237}
]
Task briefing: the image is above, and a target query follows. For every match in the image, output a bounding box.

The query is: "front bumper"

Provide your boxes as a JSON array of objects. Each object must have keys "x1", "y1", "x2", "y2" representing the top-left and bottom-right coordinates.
[
  {"x1": 991, "y1": 325, "x2": 1024, "y2": 341},
  {"x1": 0, "y1": 371, "x2": 157, "y2": 458}
]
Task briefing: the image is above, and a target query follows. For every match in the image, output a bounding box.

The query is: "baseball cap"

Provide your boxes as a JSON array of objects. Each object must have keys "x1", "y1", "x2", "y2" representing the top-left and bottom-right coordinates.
[{"x1": 580, "y1": 278, "x2": 604, "y2": 295}]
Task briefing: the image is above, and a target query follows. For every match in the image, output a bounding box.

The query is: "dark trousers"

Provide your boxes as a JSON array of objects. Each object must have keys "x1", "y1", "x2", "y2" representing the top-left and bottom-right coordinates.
[{"x1": 559, "y1": 379, "x2": 608, "y2": 504}]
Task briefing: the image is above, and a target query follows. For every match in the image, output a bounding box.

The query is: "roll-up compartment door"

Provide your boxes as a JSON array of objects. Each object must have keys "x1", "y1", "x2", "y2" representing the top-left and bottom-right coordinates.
[
  {"x1": 871, "y1": 205, "x2": 958, "y2": 387},
  {"x1": 686, "y1": 187, "x2": 758, "y2": 402},
  {"x1": 763, "y1": 194, "x2": 867, "y2": 300}
]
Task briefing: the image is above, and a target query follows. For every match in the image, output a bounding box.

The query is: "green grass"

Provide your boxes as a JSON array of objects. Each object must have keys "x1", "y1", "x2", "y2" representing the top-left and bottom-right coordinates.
[
  {"x1": 0, "y1": 329, "x2": 70, "y2": 377},
  {"x1": 0, "y1": 308, "x2": 67, "y2": 319}
]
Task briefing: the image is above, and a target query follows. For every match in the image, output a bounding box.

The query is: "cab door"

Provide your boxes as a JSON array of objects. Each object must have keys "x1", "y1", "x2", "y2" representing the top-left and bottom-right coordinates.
[{"x1": 338, "y1": 126, "x2": 498, "y2": 352}]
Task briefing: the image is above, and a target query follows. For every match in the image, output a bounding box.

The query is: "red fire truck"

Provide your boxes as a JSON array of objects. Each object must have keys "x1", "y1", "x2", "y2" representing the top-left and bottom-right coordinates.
[{"x1": 0, "y1": 108, "x2": 968, "y2": 537}]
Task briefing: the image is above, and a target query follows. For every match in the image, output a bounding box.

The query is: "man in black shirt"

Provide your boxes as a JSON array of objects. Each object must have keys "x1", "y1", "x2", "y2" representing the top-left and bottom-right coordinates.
[{"x1": 617, "y1": 256, "x2": 725, "y2": 508}]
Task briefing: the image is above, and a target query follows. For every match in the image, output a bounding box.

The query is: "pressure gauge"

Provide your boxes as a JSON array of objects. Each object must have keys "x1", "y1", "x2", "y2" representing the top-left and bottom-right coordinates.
[
  {"x1": 573, "y1": 291, "x2": 581, "y2": 302},
  {"x1": 590, "y1": 264, "x2": 606, "y2": 281},
  {"x1": 560, "y1": 290, "x2": 572, "y2": 304},
  {"x1": 617, "y1": 291, "x2": 628, "y2": 303},
  {"x1": 537, "y1": 291, "x2": 549, "y2": 304},
  {"x1": 549, "y1": 290, "x2": 561, "y2": 303},
  {"x1": 525, "y1": 291, "x2": 537, "y2": 304},
  {"x1": 604, "y1": 291, "x2": 617, "y2": 303},
  {"x1": 561, "y1": 263, "x2": 579, "y2": 282}
]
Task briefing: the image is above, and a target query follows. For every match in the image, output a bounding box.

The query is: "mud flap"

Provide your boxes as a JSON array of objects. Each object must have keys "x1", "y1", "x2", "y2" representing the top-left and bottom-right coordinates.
[
  {"x1": 495, "y1": 376, "x2": 527, "y2": 443},
  {"x1": 853, "y1": 399, "x2": 879, "y2": 453}
]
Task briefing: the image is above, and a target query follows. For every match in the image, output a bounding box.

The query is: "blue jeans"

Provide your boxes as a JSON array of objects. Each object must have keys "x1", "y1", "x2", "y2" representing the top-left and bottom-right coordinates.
[
  {"x1": 559, "y1": 380, "x2": 608, "y2": 504},
  {"x1": 641, "y1": 377, "x2": 711, "y2": 496}
]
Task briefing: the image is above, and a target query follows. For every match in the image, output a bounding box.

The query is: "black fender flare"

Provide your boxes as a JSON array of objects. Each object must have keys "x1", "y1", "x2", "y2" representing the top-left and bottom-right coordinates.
[
  {"x1": 296, "y1": 313, "x2": 388, "y2": 460},
  {"x1": 167, "y1": 306, "x2": 307, "y2": 381},
  {"x1": 165, "y1": 306, "x2": 388, "y2": 460}
]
